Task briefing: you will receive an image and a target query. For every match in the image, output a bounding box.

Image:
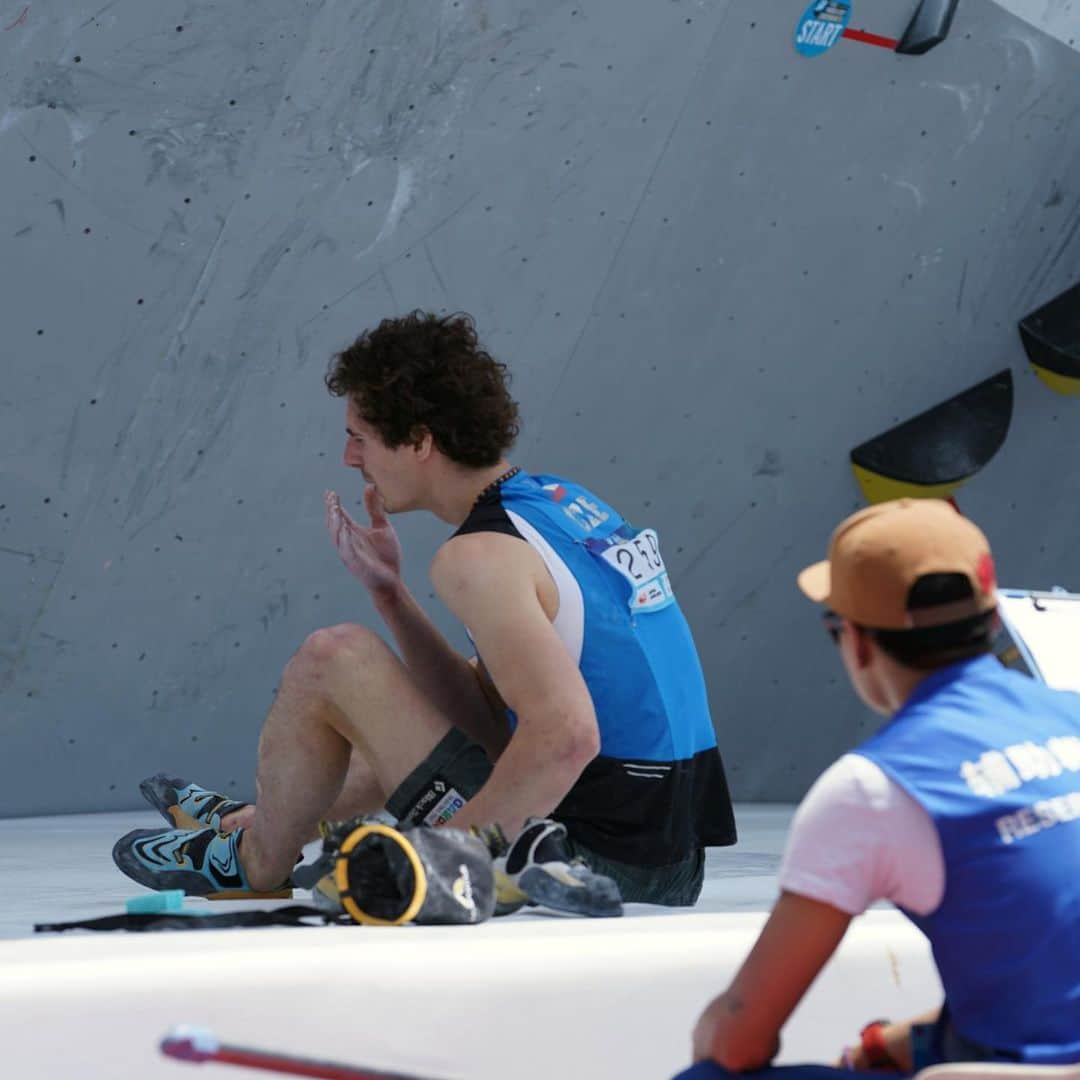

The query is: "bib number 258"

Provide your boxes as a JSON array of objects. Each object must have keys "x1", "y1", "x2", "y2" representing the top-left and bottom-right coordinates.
[{"x1": 600, "y1": 529, "x2": 675, "y2": 614}]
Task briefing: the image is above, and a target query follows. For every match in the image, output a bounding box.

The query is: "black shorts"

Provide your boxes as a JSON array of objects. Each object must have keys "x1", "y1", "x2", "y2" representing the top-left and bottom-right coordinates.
[{"x1": 386, "y1": 728, "x2": 704, "y2": 906}]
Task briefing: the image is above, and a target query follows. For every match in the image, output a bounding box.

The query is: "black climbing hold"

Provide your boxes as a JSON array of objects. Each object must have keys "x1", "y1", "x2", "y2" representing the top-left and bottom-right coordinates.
[
  {"x1": 850, "y1": 369, "x2": 1013, "y2": 503},
  {"x1": 1019, "y1": 281, "x2": 1080, "y2": 396},
  {"x1": 896, "y1": 0, "x2": 959, "y2": 55}
]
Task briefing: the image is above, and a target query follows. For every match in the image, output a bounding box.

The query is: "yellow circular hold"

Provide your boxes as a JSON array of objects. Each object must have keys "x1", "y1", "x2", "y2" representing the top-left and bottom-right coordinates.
[{"x1": 334, "y1": 822, "x2": 428, "y2": 927}]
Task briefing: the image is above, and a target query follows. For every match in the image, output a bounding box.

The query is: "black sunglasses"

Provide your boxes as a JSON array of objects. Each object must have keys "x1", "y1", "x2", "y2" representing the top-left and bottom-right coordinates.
[{"x1": 821, "y1": 610, "x2": 844, "y2": 645}]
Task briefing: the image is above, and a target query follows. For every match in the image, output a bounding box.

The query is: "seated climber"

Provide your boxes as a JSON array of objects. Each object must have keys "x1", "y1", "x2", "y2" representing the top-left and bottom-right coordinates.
[
  {"x1": 683, "y1": 499, "x2": 1080, "y2": 1076},
  {"x1": 113, "y1": 310, "x2": 736, "y2": 910}
]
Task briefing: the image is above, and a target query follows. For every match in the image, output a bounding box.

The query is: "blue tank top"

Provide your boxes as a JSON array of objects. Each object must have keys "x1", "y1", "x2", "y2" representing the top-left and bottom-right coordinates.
[
  {"x1": 856, "y1": 655, "x2": 1080, "y2": 1063},
  {"x1": 455, "y1": 469, "x2": 736, "y2": 865}
]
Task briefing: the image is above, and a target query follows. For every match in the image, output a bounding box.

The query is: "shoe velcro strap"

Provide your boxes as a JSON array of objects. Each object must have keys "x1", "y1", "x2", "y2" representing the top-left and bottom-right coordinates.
[{"x1": 505, "y1": 819, "x2": 569, "y2": 875}]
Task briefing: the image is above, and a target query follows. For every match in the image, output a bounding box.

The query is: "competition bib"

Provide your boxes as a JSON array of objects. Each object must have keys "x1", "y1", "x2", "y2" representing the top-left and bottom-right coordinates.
[{"x1": 596, "y1": 528, "x2": 675, "y2": 614}]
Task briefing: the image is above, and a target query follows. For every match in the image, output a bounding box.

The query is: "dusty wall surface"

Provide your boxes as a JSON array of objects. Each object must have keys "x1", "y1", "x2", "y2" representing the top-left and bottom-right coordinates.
[{"x1": 2, "y1": 0, "x2": 1080, "y2": 816}]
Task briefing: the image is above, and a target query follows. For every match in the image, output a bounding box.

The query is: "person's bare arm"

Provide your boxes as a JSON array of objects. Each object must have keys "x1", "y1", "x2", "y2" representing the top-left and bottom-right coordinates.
[
  {"x1": 692, "y1": 891, "x2": 853, "y2": 1071},
  {"x1": 428, "y1": 531, "x2": 599, "y2": 838},
  {"x1": 467, "y1": 656, "x2": 512, "y2": 758},
  {"x1": 370, "y1": 586, "x2": 509, "y2": 755},
  {"x1": 325, "y1": 488, "x2": 505, "y2": 753}
]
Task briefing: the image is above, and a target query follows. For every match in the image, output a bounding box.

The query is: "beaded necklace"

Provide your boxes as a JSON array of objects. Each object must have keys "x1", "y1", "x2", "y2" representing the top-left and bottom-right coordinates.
[{"x1": 471, "y1": 465, "x2": 521, "y2": 507}]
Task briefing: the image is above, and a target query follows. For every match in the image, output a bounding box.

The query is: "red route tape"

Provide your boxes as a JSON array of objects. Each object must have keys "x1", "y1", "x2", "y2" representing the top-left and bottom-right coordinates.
[{"x1": 841, "y1": 26, "x2": 899, "y2": 49}]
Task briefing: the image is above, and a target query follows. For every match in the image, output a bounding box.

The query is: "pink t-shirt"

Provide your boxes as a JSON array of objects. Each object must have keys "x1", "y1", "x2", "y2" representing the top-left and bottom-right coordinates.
[{"x1": 777, "y1": 753, "x2": 945, "y2": 917}]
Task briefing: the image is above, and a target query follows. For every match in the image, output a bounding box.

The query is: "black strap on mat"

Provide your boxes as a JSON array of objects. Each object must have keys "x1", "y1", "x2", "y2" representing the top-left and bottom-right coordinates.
[{"x1": 34, "y1": 905, "x2": 351, "y2": 934}]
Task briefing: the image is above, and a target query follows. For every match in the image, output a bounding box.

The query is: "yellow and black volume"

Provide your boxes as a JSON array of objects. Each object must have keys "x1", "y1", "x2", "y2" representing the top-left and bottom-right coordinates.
[
  {"x1": 1019, "y1": 282, "x2": 1080, "y2": 396},
  {"x1": 850, "y1": 369, "x2": 1013, "y2": 504}
]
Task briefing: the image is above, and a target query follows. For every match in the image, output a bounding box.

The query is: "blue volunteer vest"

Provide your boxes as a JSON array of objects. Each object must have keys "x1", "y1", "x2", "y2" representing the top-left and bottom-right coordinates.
[
  {"x1": 455, "y1": 470, "x2": 736, "y2": 865},
  {"x1": 856, "y1": 655, "x2": 1080, "y2": 1063}
]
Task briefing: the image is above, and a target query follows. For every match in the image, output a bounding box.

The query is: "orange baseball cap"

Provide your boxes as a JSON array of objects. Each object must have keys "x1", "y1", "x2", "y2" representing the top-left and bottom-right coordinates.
[{"x1": 797, "y1": 499, "x2": 998, "y2": 630}]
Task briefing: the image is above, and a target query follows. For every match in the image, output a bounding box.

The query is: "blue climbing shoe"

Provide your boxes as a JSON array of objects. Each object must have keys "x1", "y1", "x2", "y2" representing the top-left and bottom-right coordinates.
[
  {"x1": 140, "y1": 774, "x2": 249, "y2": 832},
  {"x1": 112, "y1": 826, "x2": 253, "y2": 897}
]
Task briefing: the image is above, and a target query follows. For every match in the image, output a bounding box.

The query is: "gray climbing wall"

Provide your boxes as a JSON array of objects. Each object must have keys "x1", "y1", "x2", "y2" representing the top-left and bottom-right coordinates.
[{"x1": 3, "y1": 0, "x2": 1080, "y2": 817}]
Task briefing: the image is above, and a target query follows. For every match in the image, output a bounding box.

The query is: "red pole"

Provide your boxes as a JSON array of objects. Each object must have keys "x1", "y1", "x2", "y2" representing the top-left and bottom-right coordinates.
[{"x1": 161, "y1": 1028, "x2": 449, "y2": 1080}]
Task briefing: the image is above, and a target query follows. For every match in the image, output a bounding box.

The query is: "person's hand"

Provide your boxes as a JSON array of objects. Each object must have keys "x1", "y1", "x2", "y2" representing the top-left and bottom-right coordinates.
[
  {"x1": 835, "y1": 1020, "x2": 912, "y2": 1073},
  {"x1": 691, "y1": 992, "x2": 779, "y2": 1067},
  {"x1": 692, "y1": 994, "x2": 733, "y2": 1063},
  {"x1": 325, "y1": 487, "x2": 403, "y2": 595},
  {"x1": 836, "y1": 1042, "x2": 864, "y2": 1070}
]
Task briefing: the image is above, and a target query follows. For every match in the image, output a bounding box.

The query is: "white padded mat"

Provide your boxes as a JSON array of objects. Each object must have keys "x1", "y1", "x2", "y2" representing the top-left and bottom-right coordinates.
[{"x1": 0, "y1": 806, "x2": 939, "y2": 1079}]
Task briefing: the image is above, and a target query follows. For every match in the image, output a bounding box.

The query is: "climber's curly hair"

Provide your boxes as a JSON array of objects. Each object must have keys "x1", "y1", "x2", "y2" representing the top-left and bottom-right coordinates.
[{"x1": 326, "y1": 311, "x2": 520, "y2": 467}]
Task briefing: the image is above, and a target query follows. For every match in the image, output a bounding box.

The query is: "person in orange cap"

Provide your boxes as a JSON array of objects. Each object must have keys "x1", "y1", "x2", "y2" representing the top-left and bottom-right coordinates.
[{"x1": 681, "y1": 498, "x2": 1080, "y2": 1079}]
